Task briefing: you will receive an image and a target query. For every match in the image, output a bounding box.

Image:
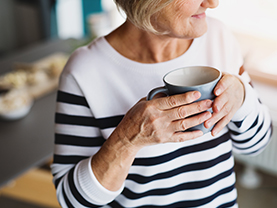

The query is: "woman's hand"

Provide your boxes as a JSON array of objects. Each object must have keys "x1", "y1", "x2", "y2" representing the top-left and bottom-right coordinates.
[
  {"x1": 204, "y1": 73, "x2": 245, "y2": 136},
  {"x1": 116, "y1": 91, "x2": 213, "y2": 151},
  {"x1": 92, "y1": 91, "x2": 212, "y2": 191}
]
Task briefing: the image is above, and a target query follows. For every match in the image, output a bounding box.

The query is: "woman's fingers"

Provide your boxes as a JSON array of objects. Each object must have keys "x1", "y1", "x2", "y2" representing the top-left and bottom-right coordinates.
[
  {"x1": 149, "y1": 91, "x2": 213, "y2": 135},
  {"x1": 202, "y1": 73, "x2": 245, "y2": 136},
  {"x1": 153, "y1": 91, "x2": 213, "y2": 121},
  {"x1": 168, "y1": 99, "x2": 213, "y2": 120},
  {"x1": 212, "y1": 90, "x2": 229, "y2": 113},
  {"x1": 173, "y1": 111, "x2": 212, "y2": 132},
  {"x1": 210, "y1": 113, "x2": 233, "y2": 136},
  {"x1": 213, "y1": 72, "x2": 232, "y2": 96},
  {"x1": 156, "y1": 91, "x2": 201, "y2": 110},
  {"x1": 205, "y1": 101, "x2": 234, "y2": 132},
  {"x1": 125, "y1": 90, "x2": 217, "y2": 146}
]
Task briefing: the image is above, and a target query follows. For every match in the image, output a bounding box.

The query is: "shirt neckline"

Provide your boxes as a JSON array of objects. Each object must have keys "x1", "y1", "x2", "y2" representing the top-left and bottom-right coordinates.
[{"x1": 93, "y1": 35, "x2": 203, "y2": 73}]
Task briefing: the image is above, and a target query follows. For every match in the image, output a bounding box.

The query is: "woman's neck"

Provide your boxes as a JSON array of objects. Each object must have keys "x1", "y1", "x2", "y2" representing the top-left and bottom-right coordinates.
[{"x1": 105, "y1": 21, "x2": 193, "y2": 63}]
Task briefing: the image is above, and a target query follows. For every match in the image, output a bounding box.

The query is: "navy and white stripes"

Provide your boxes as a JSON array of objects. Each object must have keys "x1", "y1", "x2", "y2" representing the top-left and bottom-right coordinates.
[
  {"x1": 228, "y1": 82, "x2": 272, "y2": 155},
  {"x1": 51, "y1": 18, "x2": 272, "y2": 207},
  {"x1": 52, "y1": 88, "x2": 271, "y2": 207}
]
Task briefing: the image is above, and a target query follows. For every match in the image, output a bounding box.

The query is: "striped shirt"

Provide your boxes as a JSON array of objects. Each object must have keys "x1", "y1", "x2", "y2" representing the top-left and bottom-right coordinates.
[{"x1": 51, "y1": 18, "x2": 272, "y2": 207}]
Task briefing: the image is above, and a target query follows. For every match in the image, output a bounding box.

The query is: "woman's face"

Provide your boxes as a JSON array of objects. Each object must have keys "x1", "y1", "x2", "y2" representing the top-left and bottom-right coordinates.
[{"x1": 152, "y1": 0, "x2": 219, "y2": 38}]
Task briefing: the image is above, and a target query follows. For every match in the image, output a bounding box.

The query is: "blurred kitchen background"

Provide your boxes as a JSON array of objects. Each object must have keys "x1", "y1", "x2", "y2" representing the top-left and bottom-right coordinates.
[
  {"x1": 0, "y1": 0, "x2": 276, "y2": 207},
  {"x1": 0, "y1": 0, "x2": 125, "y2": 58}
]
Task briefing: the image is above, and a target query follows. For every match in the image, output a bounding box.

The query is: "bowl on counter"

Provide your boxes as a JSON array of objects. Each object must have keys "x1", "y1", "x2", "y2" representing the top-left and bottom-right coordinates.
[{"x1": 0, "y1": 88, "x2": 33, "y2": 120}]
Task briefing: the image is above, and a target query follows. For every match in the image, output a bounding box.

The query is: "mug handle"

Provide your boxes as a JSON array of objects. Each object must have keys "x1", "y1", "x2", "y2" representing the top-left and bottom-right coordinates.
[{"x1": 147, "y1": 86, "x2": 169, "y2": 100}]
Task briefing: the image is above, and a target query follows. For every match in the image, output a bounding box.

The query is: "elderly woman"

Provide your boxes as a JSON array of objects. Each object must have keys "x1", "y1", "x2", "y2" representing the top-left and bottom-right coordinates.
[{"x1": 51, "y1": 0, "x2": 272, "y2": 207}]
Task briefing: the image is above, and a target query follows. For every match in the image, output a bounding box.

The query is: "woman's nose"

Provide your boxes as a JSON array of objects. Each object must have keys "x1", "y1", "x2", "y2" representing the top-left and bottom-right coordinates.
[{"x1": 201, "y1": 0, "x2": 219, "y2": 9}]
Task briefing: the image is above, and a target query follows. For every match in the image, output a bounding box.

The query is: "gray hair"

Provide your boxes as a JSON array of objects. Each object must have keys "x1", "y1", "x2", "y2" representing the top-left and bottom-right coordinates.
[{"x1": 114, "y1": 0, "x2": 174, "y2": 34}]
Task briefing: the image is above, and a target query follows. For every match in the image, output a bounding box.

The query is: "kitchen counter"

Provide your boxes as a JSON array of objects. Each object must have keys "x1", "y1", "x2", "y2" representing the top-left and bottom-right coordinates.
[{"x1": 0, "y1": 38, "x2": 83, "y2": 187}]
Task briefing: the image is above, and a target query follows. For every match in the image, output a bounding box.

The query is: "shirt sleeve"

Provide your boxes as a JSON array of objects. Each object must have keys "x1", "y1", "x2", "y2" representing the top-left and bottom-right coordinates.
[
  {"x1": 227, "y1": 69, "x2": 273, "y2": 155},
  {"x1": 51, "y1": 73, "x2": 124, "y2": 207},
  {"x1": 211, "y1": 19, "x2": 273, "y2": 156}
]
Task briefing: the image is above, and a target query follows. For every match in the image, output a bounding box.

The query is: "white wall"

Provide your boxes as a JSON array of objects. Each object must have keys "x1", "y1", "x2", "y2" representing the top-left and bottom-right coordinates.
[
  {"x1": 56, "y1": 0, "x2": 84, "y2": 39},
  {"x1": 207, "y1": 0, "x2": 277, "y2": 41},
  {"x1": 56, "y1": 0, "x2": 125, "y2": 39}
]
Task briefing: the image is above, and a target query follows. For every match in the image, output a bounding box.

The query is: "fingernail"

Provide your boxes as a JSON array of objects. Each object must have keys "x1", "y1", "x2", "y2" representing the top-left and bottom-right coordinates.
[
  {"x1": 213, "y1": 129, "x2": 218, "y2": 136},
  {"x1": 206, "y1": 100, "x2": 213, "y2": 108},
  {"x1": 193, "y1": 91, "x2": 201, "y2": 99},
  {"x1": 206, "y1": 120, "x2": 211, "y2": 128},
  {"x1": 206, "y1": 113, "x2": 212, "y2": 119},
  {"x1": 196, "y1": 131, "x2": 203, "y2": 137},
  {"x1": 215, "y1": 89, "x2": 221, "y2": 96}
]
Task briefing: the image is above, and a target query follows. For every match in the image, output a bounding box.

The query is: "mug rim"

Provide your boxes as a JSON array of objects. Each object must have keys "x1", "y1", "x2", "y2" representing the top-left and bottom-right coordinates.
[{"x1": 163, "y1": 66, "x2": 222, "y2": 88}]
